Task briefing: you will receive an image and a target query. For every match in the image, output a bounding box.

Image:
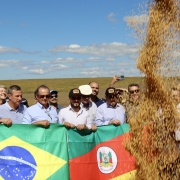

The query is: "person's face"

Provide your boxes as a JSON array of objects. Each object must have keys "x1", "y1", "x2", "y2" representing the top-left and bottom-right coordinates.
[
  {"x1": 90, "y1": 82, "x2": 99, "y2": 96},
  {"x1": 36, "y1": 88, "x2": 50, "y2": 107},
  {"x1": 81, "y1": 95, "x2": 90, "y2": 105},
  {"x1": 70, "y1": 95, "x2": 81, "y2": 108},
  {"x1": 171, "y1": 89, "x2": 180, "y2": 101},
  {"x1": 115, "y1": 89, "x2": 123, "y2": 98},
  {"x1": 8, "y1": 90, "x2": 22, "y2": 107},
  {"x1": 49, "y1": 93, "x2": 58, "y2": 104},
  {"x1": 106, "y1": 94, "x2": 117, "y2": 107},
  {"x1": 129, "y1": 86, "x2": 140, "y2": 100},
  {"x1": 0, "y1": 88, "x2": 7, "y2": 100}
]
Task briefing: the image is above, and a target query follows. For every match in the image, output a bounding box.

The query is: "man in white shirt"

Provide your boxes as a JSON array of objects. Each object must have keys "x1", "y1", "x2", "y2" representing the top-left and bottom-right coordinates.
[
  {"x1": 79, "y1": 85, "x2": 97, "y2": 131},
  {"x1": 58, "y1": 88, "x2": 92, "y2": 130}
]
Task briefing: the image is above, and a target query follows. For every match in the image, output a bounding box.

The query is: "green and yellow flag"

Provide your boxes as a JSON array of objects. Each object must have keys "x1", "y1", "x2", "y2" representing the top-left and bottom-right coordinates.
[{"x1": 0, "y1": 124, "x2": 69, "y2": 180}]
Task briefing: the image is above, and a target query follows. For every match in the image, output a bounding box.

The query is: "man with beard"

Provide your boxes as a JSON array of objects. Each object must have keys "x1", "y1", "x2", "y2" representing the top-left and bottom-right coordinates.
[
  {"x1": 0, "y1": 85, "x2": 26, "y2": 125},
  {"x1": 58, "y1": 88, "x2": 92, "y2": 130},
  {"x1": 124, "y1": 83, "x2": 141, "y2": 122},
  {"x1": 22, "y1": 85, "x2": 58, "y2": 127},
  {"x1": 89, "y1": 81, "x2": 104, "y2": 107},
  {"x1": 95, "y1": 87, "x2": 126, "y2": 126}
]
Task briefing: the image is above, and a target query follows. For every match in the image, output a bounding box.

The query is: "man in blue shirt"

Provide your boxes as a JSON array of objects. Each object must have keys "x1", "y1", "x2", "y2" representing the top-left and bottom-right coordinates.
[
  {"x1": 0, "y1": 85, "x2": 26, "y2": 125},
  {"x1": 95, "y1": 87, "x2": 126, "y2": 126},
  {"x1": 22, "y1": 85, "x2": 58, "y2": 127}
]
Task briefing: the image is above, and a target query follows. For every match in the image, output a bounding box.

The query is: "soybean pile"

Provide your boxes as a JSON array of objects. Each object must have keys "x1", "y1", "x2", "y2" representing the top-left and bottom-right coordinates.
[{"x1": 126, "y1": 0, "x2": 180, "y2": 179}]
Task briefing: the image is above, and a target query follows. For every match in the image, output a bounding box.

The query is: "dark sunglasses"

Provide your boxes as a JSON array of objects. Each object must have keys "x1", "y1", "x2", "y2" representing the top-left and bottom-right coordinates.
[
  {"x1": 38, "y1": 95, "x2": 50, "y2": 99},
  {"x1": 51, "y1": 95, "x2": 58, "y2": 98},
  {"x1": 71, "y1": 96, "x2": 81, "y2": 100},
  {"x1": 107, "y1": 95, "x2": 116, "y2": 99},
  {"x1": 129, "y1": 89, "x2": 139, "y2": 94}
]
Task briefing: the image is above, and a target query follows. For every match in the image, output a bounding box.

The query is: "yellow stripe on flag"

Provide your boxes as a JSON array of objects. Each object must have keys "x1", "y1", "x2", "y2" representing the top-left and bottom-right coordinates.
[
  {"x1": 110, "y1": 170, "x2": 136, "y2": 180},
  {"x1": 0, "y1": 136, "x2": 66, "y2": 180}
]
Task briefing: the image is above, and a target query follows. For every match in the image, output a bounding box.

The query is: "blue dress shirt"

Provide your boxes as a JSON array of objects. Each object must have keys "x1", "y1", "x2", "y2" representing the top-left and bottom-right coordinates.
[
  {"x1": 22, "y1": 102, "x2": 59, "y2": 124},
  {"x1": 0, "y1": 102, "x2": 27, "y2": 124},
  {"x1": 95, "y1": 102, "x2": 126, "y2": 126}
]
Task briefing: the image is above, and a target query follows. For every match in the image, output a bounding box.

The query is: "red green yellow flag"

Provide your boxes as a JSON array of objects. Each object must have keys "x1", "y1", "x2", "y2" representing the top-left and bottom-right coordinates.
[{"x1": 68, "y1": 124, "x2": 136, "y2": 180}]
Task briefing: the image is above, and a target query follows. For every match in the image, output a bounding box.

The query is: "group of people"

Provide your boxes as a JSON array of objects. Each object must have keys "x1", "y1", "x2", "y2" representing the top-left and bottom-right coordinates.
[{"x1": 0, "y1": 76, "x2": 142, "y2": 131}]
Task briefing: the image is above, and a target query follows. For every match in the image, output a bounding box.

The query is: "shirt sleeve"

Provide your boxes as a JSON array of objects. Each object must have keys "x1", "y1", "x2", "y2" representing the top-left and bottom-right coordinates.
[
  {"x1": 22, "y1": 109, "x2": 31, "y2": 124},
  {"x1": 95, "y1": 106, "x2": 108, "y2": 126},
  {"x1": 85, "y1": 113, "x2": 92, "y2": 129},
  {"x1": 119, "y1": 107, "x2": 126, "y2": 124},
  {"x1": 58, "y1": 109, "x2": 64, "y2": 124}
]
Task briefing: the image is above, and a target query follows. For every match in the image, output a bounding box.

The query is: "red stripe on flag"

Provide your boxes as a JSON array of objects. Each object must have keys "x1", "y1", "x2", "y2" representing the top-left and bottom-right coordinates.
[{"x1": 69, "y1": 133, "x2": 136, "y2": 180}]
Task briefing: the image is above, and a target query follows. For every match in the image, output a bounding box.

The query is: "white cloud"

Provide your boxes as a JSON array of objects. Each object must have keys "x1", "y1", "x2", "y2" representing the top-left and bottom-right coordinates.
[
  {"x1": 107, "y1": 12, "x2": 118, "y2": 22},
  {"x1": 0, "y1": 46, "x2": 21, "y2": 54},
  {"x1": 48, "y1": 42, "x2": 139, "y2": 57},
  {"x1": 29, "y1": 69, "x2": 44, "y2": 74}
]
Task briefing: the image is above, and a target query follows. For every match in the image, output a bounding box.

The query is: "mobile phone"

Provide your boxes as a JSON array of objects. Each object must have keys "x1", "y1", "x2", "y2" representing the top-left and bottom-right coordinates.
[{"x1": 119, "y1": 75, "x2": 125, "y2": 80}]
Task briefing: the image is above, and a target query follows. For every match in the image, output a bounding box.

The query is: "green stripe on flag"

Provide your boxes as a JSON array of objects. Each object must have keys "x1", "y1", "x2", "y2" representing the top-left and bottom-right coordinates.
[{"x1": 68, "y1": 123, "x2": 130, "y2": 159}]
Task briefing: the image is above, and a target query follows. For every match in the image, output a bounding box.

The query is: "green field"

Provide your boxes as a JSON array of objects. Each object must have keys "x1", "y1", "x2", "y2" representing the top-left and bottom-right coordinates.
[{"x1": 0, "y1": 77, "x2": 144, "y2": 106}]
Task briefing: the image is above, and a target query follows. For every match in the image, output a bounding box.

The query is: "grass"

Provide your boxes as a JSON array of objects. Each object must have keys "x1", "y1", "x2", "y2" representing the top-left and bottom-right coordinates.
[{"x1": 0, "y1": 77, "x2": 144, "y2": 106}]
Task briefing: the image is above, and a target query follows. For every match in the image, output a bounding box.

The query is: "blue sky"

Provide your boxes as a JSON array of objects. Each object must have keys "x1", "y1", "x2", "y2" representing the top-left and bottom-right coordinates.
[{"x1": 0, "y1": 0, "x2": 148, "y2": 80}]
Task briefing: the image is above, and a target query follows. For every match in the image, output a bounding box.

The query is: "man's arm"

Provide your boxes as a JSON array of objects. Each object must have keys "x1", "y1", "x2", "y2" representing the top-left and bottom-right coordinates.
[
  {"x1": 95, "y1": 106, "x2": 107, "y2": 126},
  {"x1": 109, "y1": 75, "x2": 120, "y2": 87},
  {"x1": 32, "y1": 120, "x2": 50, "y2": 127},
  {"x1": 0, "y1": 118, "x2": 12, "y2": 126}
]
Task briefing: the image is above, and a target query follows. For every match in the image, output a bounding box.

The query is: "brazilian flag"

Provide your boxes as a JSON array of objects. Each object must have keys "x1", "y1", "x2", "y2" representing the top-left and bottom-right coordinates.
[
  {"x1": 0, "y1": 124, "x2": 69, "y2": 180},
  {"x1": 68, "y1": 124, "x2": 136, "y2": 180}
]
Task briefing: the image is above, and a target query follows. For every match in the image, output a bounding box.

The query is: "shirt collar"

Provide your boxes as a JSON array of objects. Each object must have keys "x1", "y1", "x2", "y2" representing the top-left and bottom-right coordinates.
[
  {"x1": 69, "y1": 105, "x2": 83, "y2": 113},
  {"x1": 5, "y1": 102, "x2": 23, "y2": 111},
  {"x1": 37, "y1": 102, "x2": 51, "y2": 110},
  {"x1": 106, "y1": 102, "x2": 120, "y2": 108}
]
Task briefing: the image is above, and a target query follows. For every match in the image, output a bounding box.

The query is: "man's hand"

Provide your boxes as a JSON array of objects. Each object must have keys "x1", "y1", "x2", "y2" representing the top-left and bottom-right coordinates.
[
  {"x1": 108, "y1": 119, "x2": 121, "y2": 126},
  {"x1": 109, "y1": 75, "x2": 120, "y2": 87},
  {"x1": 76, "y1": 124, "x2": 87, "y2": 130},
  {"x1": 0, "y1": 118, "x2": 12, "y2": 126},
  {"x1": 33, "y1": 120, "x2": 50, "y2": 127},
  {"x1": 64, "y1": 122, "x2": 75, "y2": 129},
  {"x1": 92, "y1": 124, "x2": 97, "y2": 131}
]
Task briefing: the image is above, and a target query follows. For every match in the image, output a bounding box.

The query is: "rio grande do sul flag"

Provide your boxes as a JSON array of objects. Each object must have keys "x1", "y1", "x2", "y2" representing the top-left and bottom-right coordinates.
[
  {"x1": 68, "y1": 124, "x2": 136, "y2": 180},
  {"x1": 0, "y1": 124, "x2": 69, "y2": 180}
]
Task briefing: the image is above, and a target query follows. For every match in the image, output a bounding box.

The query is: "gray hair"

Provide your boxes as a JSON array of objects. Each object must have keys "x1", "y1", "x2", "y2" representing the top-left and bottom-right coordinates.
[
  {"x1": 8, "y1": 85, "x2": 21, "y2": 94},
  {"x1": 0, "y1": 85, "x2": 7, "y2": 90}
]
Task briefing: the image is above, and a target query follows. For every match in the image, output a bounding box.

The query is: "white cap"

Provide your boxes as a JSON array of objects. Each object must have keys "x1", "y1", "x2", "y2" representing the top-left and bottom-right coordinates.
[{"x1": 79, "y1": 85, "x2": 92, "y2": 95}]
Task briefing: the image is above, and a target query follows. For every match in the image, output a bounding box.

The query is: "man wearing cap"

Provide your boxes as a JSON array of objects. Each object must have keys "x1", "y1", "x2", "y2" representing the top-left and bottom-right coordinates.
[
  {"x1": 49, "y1": 90, "x2": 64, "y2": 114},
  {"x1": 79, "y1": 85, "x2": 97, "y2": 131},
  {"x1": 95, "y1": 87, "x2": 126, "y2": 126},
  {"x1": 58, "y1": 88, "x2": 92, "y2": 130},
  {"x1": 22, "y1": 85, "x2": 58, "y2": 127},
  {"x1": 89, "y1": 81, "x2": 104, "y2": 107}
]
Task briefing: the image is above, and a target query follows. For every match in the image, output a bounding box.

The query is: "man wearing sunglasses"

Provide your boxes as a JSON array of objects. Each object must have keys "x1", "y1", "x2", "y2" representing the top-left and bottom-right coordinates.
[
  {"x1": 124, "y1": 83, "x2": 141, "y2": 122},
  {"x1": 22, "y1": 85, "x2": 58, "y2": 127},
  {"x1": 58, "y1": 88, "x2": 92, "y2": 130},
  {"x1": 49, "y1": 90, "x2": 64, "y2": 114},
  {"x1": 79, "y1": 85, "x2": 97, "y2": 131},
  {"x1": 95, "y1": 87, "x2": 126, "y2": 126}
]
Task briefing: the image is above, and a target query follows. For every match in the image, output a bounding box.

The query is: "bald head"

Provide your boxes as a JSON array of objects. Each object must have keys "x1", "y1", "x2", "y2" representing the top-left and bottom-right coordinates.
[{"x1": 89, "y1": 82, "x2": 99, "y2": 96}]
